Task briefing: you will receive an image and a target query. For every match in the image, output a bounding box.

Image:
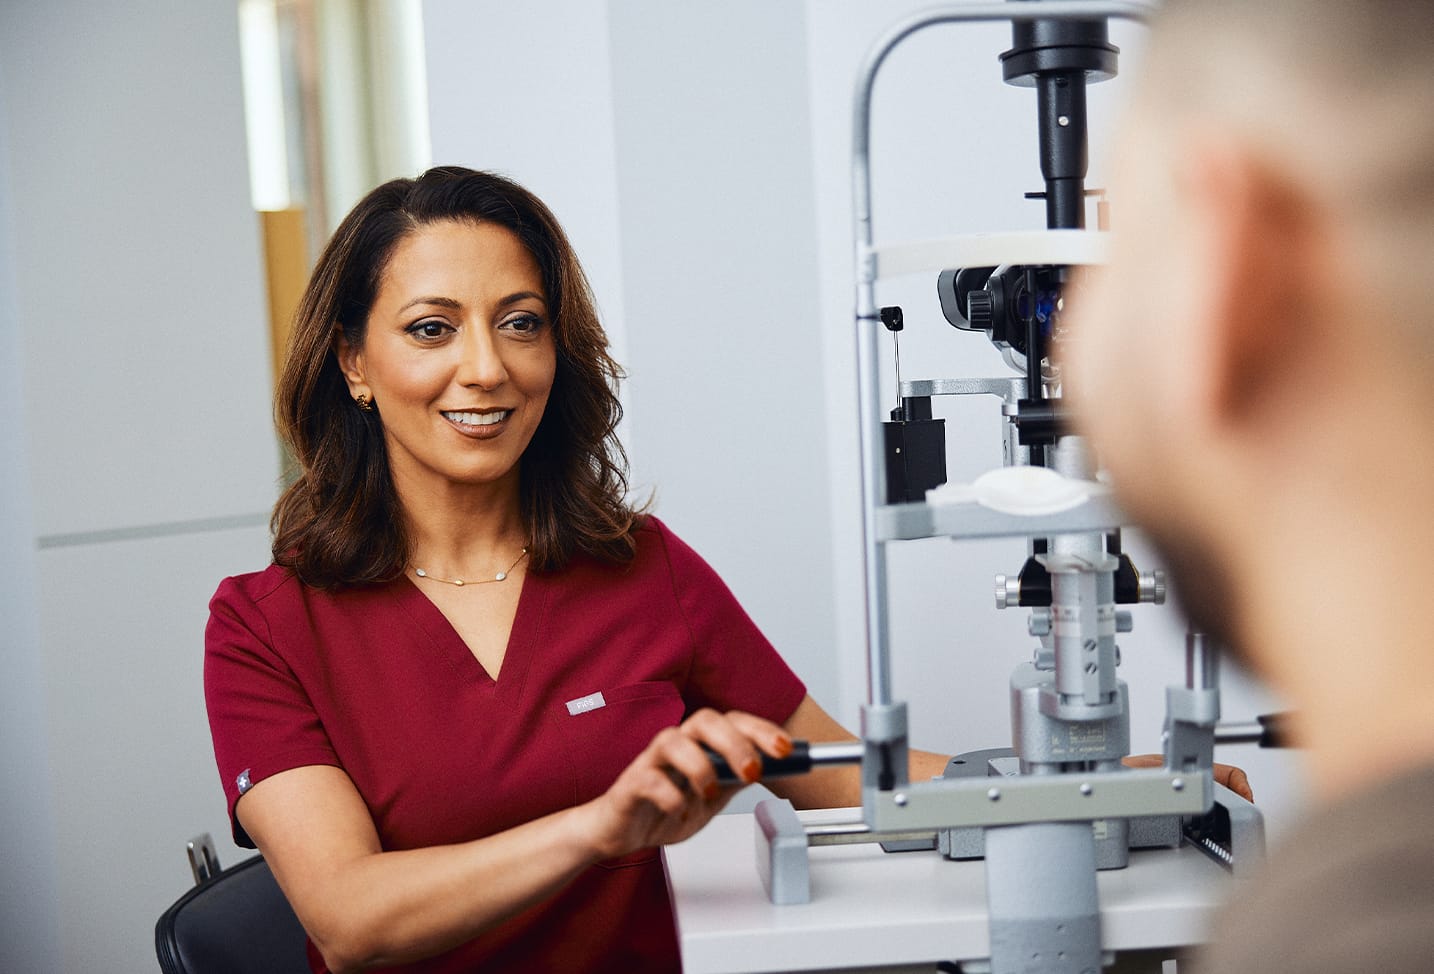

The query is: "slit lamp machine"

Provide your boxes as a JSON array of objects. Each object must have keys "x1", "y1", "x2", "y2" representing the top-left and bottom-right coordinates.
[{"x1": 699, "y1": 4, "x2": 1293, "y2": 973}]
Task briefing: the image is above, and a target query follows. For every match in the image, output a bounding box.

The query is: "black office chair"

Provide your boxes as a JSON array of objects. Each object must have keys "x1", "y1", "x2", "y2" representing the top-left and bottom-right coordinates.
[{"x1": 155, "y1": 834, "x2": 311, "y2": 974}]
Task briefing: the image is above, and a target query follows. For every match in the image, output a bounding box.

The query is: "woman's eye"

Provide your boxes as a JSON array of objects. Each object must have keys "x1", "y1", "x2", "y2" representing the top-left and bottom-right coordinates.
[
  {"x1": 406, "y1": 319, "x2": 451, "y2": 340},
  {"x1": 501, "y1": 314, "x2": 545, "y2": 335}
]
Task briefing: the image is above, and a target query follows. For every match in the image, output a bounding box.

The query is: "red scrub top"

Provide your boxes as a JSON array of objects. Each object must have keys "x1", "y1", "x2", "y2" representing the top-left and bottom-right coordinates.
[{"x1": 205, "y1": 516, "x2": 807, "y2": 973}]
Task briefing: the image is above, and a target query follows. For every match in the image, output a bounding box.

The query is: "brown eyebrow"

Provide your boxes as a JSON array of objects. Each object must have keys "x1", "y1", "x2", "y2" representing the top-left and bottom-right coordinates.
[
  {"x1": 396, "y1": 291, "x2": 546, "y2": 314},
  {"x1": 497, "y1": 290, "x2": 545, "y2": 309},
  {"x1": 398, "y1": 295, "x2": 462, "y2": 314}
]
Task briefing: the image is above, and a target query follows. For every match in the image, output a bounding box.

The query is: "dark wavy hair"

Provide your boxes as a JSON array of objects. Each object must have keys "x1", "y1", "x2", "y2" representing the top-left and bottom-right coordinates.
[{"x1": 271, "y1": 166, "x2": 640, "y2": 588}]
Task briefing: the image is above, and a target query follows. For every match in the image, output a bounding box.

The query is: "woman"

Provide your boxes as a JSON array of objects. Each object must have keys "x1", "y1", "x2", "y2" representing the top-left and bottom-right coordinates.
[{"x1": 204, "y1": 166, "x2": 896, "y2": 973}]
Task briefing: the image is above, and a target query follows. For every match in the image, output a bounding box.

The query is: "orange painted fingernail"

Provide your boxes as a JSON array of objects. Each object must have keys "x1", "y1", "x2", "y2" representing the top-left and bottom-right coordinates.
[
  {"x1": 773, "y1": 735, "x2": 793, "y2": 759},
  {"x1": 741, "y1": 759, "x2": 761, "y2": 783},
  {"x1": 705, "y1": 781, "x2": 721, "y2": 801}
]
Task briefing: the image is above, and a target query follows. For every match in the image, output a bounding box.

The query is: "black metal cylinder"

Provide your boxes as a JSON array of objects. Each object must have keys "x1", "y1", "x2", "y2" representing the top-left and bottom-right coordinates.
[
  {"x1": 999, "y1": 4, "x2": 1117, "y2": 231},
  {"x1": 1037, "y1": 72, "x2": 1088, "y2": 229}
]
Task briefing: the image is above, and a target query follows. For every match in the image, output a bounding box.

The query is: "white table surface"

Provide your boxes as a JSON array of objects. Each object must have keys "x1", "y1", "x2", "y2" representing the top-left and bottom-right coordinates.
[{"x1": 663, "y1": 808, "x2": 1234, "y2": 974}]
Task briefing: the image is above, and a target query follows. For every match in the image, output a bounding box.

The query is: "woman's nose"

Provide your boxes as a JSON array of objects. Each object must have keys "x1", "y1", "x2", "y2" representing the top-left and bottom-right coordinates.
[{"x1": 456, "y1": 327, "x2": 508, "y2": 390}]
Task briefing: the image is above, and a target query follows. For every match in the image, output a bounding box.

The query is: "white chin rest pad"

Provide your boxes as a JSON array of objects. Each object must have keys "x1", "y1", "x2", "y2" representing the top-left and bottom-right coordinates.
[{"x1": 927, "y1": 466, "x2": 1095, "y2": 516}]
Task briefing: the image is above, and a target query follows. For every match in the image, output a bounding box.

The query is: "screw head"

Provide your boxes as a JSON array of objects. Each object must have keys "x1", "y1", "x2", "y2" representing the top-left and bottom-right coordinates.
[
  {"x1": 894, "y1": 792, "x2": 908, "y2": 807},
  {"x1": 1080, "y1": 783, "x2": 1093, "y2": 796},
  {"x1": 1172, "y1": 778, "x2": 1186, "y2": 792},
  {"x1": 987, "y1": 787, "x2": 1001, "y2": 802}
]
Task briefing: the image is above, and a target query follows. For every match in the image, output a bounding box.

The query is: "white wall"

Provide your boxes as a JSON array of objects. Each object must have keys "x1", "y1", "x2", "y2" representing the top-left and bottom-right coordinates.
[
  {"x1": 0, "y1": 2, "x2": 278, "y2": 971},
  {"x1": 0, "y1": 60, "x2": 62, "y2": 974},
  {"x1": 425, "y1": 0, "x2": 1303, "y2": 833}
]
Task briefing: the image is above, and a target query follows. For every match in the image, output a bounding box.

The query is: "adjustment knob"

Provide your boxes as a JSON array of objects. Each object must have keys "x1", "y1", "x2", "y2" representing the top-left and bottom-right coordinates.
[
  {"x1": 967, "y1": 289, "x2": 996, "y2": 331},
  {"x1": 1138, "y1": 570, "x2": 1168, "y2": 605},
  {"x1": 995, "y1": 573, "x2": 1021, "y2": 609},
  {"x1": 1028, "y1": 609, "x2": 1053, "y2": 638}
]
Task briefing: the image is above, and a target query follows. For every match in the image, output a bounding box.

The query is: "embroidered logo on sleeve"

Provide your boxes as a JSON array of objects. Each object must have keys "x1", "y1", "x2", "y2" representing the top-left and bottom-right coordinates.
[
  {"x1": 236, "y1": 769, "x2": 253, "y2": 795},
  {"x1": 565, "y1": 691, "x2": 606, "y2": 716}
]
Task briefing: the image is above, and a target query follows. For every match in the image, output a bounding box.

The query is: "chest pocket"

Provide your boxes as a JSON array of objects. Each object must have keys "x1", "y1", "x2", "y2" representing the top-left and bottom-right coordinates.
[{"x1": 558, "y1": 680, "x2": 686, "y2": 809}]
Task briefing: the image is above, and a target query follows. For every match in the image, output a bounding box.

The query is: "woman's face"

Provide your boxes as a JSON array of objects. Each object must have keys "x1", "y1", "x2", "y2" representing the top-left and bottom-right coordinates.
[{"x1": 336, "y1": 219, "x2": 557, "y2": 501}]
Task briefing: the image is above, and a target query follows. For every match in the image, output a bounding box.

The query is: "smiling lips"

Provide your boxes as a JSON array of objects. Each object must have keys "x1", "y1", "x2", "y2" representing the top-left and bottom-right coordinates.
[{"x1": 441, "y1": 409, "x2": 513, "y2": 437}]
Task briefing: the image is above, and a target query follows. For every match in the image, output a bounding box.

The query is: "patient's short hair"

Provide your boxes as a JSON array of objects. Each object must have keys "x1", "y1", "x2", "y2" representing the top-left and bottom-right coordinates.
[{"x1": 1142, "y1": 0, "x2": 1434, "y2": 350}]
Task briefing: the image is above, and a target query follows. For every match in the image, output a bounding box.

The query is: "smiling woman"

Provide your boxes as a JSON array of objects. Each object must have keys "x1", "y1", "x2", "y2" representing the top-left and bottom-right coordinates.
[
  {"x1": 202, "y1": 167, "x2": 871, "y2": 974},
  {"x1": 270, "y1": 168, "x2": 637, "y2": 589},
  {"x1": 333, "y1": 222, "x2": 558, "y2": 515}
]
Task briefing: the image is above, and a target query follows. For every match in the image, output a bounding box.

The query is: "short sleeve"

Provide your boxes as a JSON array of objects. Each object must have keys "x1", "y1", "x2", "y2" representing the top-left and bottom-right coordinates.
[
  {"x1": 652, "y1": 520, "x2": 807, "y2": 724},
  {"x1": 204, "y1": 573, "x2": 340, "y2": 847}
]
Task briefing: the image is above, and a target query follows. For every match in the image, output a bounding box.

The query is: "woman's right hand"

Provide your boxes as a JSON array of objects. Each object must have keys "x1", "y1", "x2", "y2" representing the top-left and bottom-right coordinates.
[{"x1": 581, "y1": 708, "x2": 793, "y2": 860}]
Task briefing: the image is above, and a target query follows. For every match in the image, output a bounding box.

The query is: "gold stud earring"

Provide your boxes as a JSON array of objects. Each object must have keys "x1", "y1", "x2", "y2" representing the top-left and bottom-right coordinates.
[{"x1": 355, "y1": 394, "x2": 373, "y2": 412}]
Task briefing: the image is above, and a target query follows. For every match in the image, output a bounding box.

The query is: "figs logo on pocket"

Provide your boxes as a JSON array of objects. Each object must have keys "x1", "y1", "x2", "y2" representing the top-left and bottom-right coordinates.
[{"x1": 565, "y1": 691, "x2": 607, "y2": 716}]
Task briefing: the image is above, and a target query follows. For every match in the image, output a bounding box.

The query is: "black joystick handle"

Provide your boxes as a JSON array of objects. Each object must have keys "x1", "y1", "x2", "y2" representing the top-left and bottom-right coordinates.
[
  {"x1": 703, "y1": 741, "x2": 814, "y2": 784},
  {"x1": 1256, "y1": 712, "x2": 1291, "y2": 749},
  {"x1": 1215, "y1": 712, "x2": 1298, "y2": 749}
]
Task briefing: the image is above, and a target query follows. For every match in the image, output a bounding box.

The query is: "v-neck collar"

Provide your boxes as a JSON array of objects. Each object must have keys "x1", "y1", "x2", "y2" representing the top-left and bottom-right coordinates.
[{"x1": 391, "y1": 568, "x2": 547, "y2": 698}]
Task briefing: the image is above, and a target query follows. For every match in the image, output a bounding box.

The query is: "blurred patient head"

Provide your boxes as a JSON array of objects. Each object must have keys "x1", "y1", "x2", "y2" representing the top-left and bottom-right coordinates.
[{"x1": 1067, "y1": 0, "x2": 1434, "y2": 796}]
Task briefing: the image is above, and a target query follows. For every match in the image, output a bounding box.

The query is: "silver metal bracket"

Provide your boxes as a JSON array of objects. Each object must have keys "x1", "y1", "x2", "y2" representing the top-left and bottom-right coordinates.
[
  {"x1": 900, "y1": 376, "x2": 1027, "y2": 402},
  {"x1": 753, "y1": 799, "x2": 810, "y2": 904},
  {"x1": 866, "y1": 766, "x2": 1212, "y2": 832}
]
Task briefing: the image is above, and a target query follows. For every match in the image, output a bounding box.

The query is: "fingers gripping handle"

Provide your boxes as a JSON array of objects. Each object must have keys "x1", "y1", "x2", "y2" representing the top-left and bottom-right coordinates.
[
  {"x1": 705, "y1": 741, "x2": 812, "y2": 784},
  {"x1": 704, "y1": 741, "x2": 865, "y2": 784}
]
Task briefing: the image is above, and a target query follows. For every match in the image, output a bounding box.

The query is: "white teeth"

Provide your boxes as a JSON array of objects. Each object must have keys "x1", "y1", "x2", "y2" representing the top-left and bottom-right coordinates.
[{"x1": 443, "y1": 410, "x2": 510, "y2": 427}]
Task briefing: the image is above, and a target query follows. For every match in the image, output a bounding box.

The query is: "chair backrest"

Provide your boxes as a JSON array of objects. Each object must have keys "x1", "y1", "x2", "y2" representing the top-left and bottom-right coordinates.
[{"x1": 155, "y1": 854, "x2": 311, "y2": 974}]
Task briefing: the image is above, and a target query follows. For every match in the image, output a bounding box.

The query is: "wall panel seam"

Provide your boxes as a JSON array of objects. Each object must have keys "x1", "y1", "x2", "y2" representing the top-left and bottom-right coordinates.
[{"x1": 36, "y1": 512, "x2": 271, "y2": 549}]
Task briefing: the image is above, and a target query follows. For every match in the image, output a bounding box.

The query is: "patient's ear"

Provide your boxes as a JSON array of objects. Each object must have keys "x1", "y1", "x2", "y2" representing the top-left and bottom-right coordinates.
[{"x1": 1176, "y1": 136, "x2": 1316, "y2": 433}]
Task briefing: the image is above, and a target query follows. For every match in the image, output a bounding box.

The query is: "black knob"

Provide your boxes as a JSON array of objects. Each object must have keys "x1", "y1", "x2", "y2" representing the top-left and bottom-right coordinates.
[{"x1": 967, "y1": 289, "x2": 995, "y2": 331}]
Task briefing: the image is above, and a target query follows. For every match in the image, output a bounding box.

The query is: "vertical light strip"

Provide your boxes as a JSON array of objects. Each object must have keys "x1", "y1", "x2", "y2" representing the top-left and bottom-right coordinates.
[
  {"x1": 317, "y1": 0, "x2": 374, "y2": 233},
  {"x1": 375, "y1": 0, "x2": 433, "y2": 175},
  {"x1": 238, "y1": 0, "x2": 292, "y2": 210}
]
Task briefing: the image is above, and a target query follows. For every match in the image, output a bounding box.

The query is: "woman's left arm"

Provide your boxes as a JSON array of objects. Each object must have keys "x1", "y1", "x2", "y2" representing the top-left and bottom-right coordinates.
[{"x1": 765, "y1": 695, "x2": 949, "y2": 809}]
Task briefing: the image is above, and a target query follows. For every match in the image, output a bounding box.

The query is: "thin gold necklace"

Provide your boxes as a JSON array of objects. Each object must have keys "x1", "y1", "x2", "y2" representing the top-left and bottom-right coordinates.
[{"x1": 413, "y1": 547, "x2": 529, "y2": 587}]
